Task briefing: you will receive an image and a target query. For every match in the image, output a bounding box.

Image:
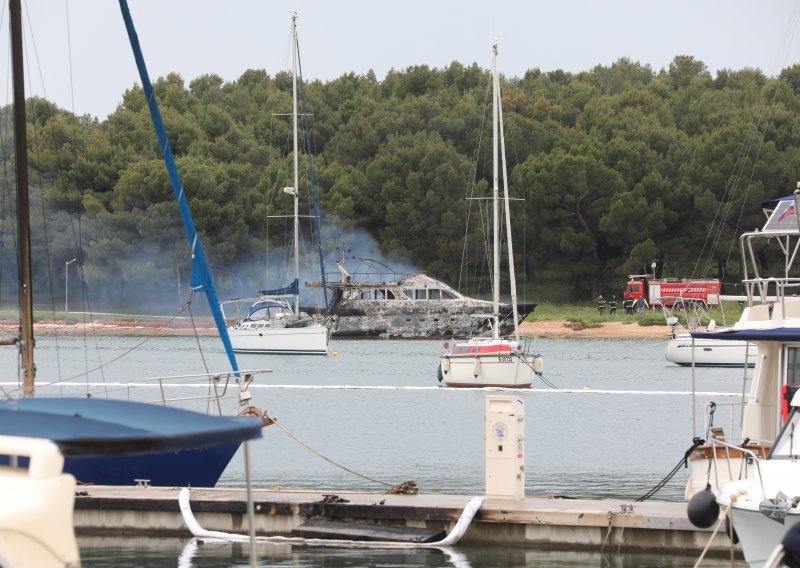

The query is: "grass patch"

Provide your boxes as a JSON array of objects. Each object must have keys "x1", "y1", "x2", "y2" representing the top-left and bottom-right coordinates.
[
  {"x1": 528, "y1": 300, "x2": 745, "y2": 327},
  {"x1": 564, "y1": 319, "x2": 603, "y2": 330}
]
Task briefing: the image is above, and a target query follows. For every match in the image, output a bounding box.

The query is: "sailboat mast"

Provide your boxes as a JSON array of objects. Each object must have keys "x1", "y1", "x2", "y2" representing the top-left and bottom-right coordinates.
[
  {"x1": 491, "y1": 41, "x2": 500, "y2": 339},
  {"x1": 497, "y1": 56, "x2": 521, "y2": 342},
  {"x1": 291, "y1": 13, "x2": 300, "y2": 314},
  {"x1": 10, "y1": 0, "x2": 35, "y2": 396}
]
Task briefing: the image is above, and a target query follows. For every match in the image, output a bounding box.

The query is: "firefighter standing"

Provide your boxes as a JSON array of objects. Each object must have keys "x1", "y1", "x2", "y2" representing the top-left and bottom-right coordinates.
[
  {"x1": 623, "y1": 295, "x2": 634, "y2": 315},
  {"x1": 609, "y1": 295, "x2": 617, "y2": 316},
  {"x1": 596, "y1": 294, "x2": 606, "y2": 316}
]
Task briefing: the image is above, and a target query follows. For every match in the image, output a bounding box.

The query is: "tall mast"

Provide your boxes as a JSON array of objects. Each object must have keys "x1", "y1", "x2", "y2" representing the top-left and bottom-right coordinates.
[
  {"x1": 120, "y1": 0, "x2": 240, "y2": 375},
  {"x1": 497, "y1": 48, "x2": 521, "y2": 342},
  {"x1": 491, "y1": 41, "x2": 500, "y2": 339},
  {"x1": 10, "y1": 0, "x2": 35, "y2": 395},
  {"x1": 291, "y1": 13, "x2": 300, "y2": 314}
]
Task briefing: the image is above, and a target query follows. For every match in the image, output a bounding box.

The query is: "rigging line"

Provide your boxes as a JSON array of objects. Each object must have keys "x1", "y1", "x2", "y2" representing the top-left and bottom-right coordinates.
[
  {"x1": 28, "y1": 100, "x2": 67, "y2": 395},
  {"x1": 700, "y1": 77, "x2": 778, "y2": 280},
  {"x1": 185, "y1": 291, "x2": 215, "y2": 415},
  {"x1": 60, "y1": 0, "x2": 98, "y2": 393},
  {"x1": 694, "y1": 4, "x2": 800, "y2": 280},
  {"x1": 20, "y1": 0, "x2": 46, "y2": 101},
  {"x1": 2, "y1": 304, "x2": 191, "y2": 396},
  {"x1": 64, "y1": 0, "x2": 75, "y2": 112},
  {"x1": 0, "y1": 1, "x2": 11, "y2": 336},
  {"x1": 296, "y1": 37, "x2": 328, "y2": 310},
  {"x1": 22, "y1": 23, "x2": 72, "y2": 394},
  {"x1": 457, "y1": 75, "x2": 491, "y2": 295},
  {"x1": 73, "y1": 218, "x2": 108, "y2": 396},
  {"x1": 702, "y1": 66, "x2": 781, "y2": 278},
  {"x1": 690, "y1": 104, "x2": 764, "y2": 279}
]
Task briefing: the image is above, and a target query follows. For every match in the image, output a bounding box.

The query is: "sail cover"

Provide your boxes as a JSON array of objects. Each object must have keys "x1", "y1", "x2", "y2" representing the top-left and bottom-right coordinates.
[
  {"x1": 692, "y1": 328, "x2": 800, "y2": 342},
  {"x1": 0, "y1": 398, "x2": 262, "y2": 457},
  {"x1": 258, "y1": 279, "x2": 299, "y2": 297}
]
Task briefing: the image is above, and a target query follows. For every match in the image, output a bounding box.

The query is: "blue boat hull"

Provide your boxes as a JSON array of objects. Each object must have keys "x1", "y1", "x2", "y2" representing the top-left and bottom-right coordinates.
[
  {"x1": 64, "y1": 441, "x2": 241, "y2": 487},
  {"x1": 0, "y1": 398, "x2": 263, "y2": 487}
]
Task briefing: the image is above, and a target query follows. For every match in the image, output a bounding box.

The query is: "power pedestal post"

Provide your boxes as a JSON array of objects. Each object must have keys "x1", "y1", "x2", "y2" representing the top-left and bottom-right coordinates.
[{"x1": 485, "y1": 395, "x2": 525, "y2": 500}]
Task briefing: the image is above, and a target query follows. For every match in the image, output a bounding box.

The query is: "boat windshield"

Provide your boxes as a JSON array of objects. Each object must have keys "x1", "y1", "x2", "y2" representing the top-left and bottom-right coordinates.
[
  {"x1": 248, "y1": 301, "x2": 293, "y2": 320},
  {"x1": 771, "y1": 409, "x2": 800, "y2": 459}
]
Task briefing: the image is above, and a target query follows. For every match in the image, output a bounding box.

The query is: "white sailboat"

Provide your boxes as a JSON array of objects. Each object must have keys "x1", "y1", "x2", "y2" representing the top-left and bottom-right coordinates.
[
  {"x1": 225, "y1": 14, "x2": 329, "y2": 356},
  {"x1": 662, "y1": 299, "x2": 756, "y2": 367},
  {"x1": 438, "y1": 41, "x2": 542, "y2": 388}
]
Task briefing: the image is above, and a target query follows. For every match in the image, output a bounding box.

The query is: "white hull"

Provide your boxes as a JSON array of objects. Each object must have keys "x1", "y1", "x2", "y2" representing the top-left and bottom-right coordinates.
[
  {"x1": 725, "y1": 506, "x2": 800, "y2": 568},
  {"x1": 441, "y1": 353, "x2": 534, "y2": 388},
  {"x1": 440, "y1": 338, "x2": 536, "y2": 388},
  {"x1": 717, "y1": 449, "x2": 800, "y2": 567},
  {"x1": 228, "y1": 323, "x2": 329, "y2": 355},
  {"x1": 665, "y1": 334, "x2": 755, "y2": 367},
  {"x1": 685, "y1": 444, "x2": 769, "y2": 499}
]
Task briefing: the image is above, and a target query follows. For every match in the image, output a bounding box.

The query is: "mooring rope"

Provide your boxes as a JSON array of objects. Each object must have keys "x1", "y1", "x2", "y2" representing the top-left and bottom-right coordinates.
[
  {"x1": 636, "y1": 438, "x2": 705, "y2": 501},
  {"x1": 263, "y1": 410, "x2": 418, "y2": 494}
]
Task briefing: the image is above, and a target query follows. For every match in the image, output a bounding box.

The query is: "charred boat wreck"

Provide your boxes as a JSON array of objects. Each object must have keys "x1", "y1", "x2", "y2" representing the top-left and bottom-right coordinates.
[{"x1": 306, "y1": 262, "x2": 535, "y2": 338}]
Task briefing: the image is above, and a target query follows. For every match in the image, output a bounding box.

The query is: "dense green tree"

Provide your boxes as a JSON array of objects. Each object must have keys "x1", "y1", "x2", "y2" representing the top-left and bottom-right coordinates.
[{"x1": 3, "y1": 53, "x2": 798, "y2": 308}]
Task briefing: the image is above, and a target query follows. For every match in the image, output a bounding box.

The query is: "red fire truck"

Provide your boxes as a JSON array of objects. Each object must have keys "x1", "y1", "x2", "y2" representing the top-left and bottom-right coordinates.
[{"x1": 623, "y1": 275, "x2": 721, "y2": 308}]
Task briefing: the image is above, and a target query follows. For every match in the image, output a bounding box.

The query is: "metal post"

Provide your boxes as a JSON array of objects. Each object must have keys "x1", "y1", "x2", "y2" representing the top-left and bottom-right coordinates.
[
  {"x1": 65, "y1": 258, "x2": 77, "y2": 319},
  {"x1": 244, "y1": 441, "x2": 257, "y2": 567},
  {"x1": 11, "y1": 0, "x2": 35, "y2": 397}
]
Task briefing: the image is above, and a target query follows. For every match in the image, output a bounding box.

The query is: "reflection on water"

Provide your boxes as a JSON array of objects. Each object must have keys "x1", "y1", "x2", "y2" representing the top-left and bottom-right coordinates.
[{"x1": 77, "y1": 536, "x2": 734, "y2": 567}]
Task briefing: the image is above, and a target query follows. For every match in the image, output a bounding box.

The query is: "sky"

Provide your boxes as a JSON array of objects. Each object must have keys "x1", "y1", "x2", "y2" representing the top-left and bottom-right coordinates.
[{"x1": 5, "y1": 0, "x2": 800, "y2": 119}]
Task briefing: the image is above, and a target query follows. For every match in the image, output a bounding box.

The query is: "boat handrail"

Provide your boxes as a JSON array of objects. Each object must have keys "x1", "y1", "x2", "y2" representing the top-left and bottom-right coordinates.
[
  {"x1": 134, "y1": 369, "x2": 272, "y2": 383},
  {"x1": 308, "y1": 270, "x2": 412, "y2": 285},
  {"x1": 708, "y1": 437, "x2": 767, "y2": 495}
]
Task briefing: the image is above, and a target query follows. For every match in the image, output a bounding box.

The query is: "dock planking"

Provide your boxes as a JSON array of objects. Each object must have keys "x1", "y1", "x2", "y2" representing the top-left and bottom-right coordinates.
[{"x1": 73, "y1": 486, "x2": 739, "y2": 557}]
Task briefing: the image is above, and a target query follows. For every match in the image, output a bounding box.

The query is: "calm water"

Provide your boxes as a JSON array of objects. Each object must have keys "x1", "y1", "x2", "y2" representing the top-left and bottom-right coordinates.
[{"x1": 2, "y1": 334, "x2": 745, "y2": 566}]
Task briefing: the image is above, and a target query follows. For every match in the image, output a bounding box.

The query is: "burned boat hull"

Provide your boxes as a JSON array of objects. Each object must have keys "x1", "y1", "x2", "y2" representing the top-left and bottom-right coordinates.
[{"x1": 309, "y1": 271, "x2": 535, "y2": 338}]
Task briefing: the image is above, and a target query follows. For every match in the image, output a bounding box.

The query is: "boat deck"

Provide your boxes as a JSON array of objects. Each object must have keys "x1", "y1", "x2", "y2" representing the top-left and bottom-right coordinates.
[{"x1": 74, "y1": 486, "x2": 739, "y2": 557}]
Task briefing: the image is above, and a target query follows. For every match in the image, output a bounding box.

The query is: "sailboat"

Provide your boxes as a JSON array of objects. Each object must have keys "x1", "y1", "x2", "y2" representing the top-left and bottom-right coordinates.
[
  {"x1": 438, "y1": 41, "x2": 542, "y2": 389},
  {"x1": 224, "y1": 14, "x2": 329, "y2": 356},
  {"x1": 0, "y1": 0, "x2": 267, "y2": 488}
]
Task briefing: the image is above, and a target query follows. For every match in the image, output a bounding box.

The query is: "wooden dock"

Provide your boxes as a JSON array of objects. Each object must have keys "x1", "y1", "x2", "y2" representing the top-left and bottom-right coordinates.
[{"x1": 74, "y1": 486, "x2": 739, "y2": 558}]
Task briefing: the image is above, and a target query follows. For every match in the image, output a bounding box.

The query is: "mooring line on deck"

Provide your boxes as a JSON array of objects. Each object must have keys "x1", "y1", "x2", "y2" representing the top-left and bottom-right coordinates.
[{"x1": 0, "y1": 381, "x2": 742, "y2": 396}]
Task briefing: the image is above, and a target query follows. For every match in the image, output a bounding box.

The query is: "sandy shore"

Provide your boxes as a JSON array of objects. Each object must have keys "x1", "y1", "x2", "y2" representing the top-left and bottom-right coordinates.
[
  {"x1": 0, "y1": 318, "x2": 670, "y2": 340},
  {"x1": 519, "y1": 320, "x2": 669, "y2": 339}
]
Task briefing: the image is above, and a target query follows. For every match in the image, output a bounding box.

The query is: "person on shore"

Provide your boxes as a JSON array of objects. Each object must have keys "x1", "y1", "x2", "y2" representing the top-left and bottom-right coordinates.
[
  {"x1": 608, "y1": 295, "x2": 617, "y2": 316},
  {"x1": 596, "y1": 294, "x2": 606, "y2": 316},
  {"x1": 635, "y1": 297, "x2": 646, "y2": 314},
  {"x1": 623, "y1": 295, "x2": 634, "y2": 315}
]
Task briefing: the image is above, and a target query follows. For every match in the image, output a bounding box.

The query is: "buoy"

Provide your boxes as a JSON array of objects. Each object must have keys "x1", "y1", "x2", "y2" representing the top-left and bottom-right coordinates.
[
  {"x1": 472, "y1": 358, "x2": 481, "y2": 378},
  {"x1": 583, "y1": 385, "x2": 590, "y2": 391},
  {"x1": 532, "y1": 355, "x2": 544, "y2": 374},
  {"x1": 332, "y1": 351, "x2": 338, "y2": 357},
  {"x1": 687, "y1": 485, "x2": 720, "y2": 528}
]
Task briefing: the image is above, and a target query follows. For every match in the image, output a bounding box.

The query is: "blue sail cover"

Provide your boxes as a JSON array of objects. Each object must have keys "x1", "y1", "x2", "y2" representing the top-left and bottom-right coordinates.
[
  {"x1": 762, "y1": 195, "x2": 795, "y2": 209},
  {"x1": 258, "y1": 279, "x2": 298, "y2": 297},
  {"x1": 118, "y1": 0, "x2": 239, "y2": 375},
  {"x1": 0, "y1": 398, "x2": 262, "y2": 457},
  {"x1": 692, "y1": 328, "x2": 800, "y2": 342}
]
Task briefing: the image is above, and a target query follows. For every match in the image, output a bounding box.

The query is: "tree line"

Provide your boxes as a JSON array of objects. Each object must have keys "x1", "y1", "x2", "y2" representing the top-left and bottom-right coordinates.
[{"x1": 2, "y1": 54, "x2": 798, "y2": 310}]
